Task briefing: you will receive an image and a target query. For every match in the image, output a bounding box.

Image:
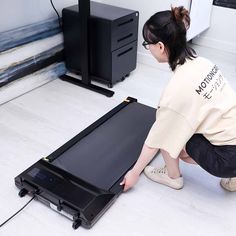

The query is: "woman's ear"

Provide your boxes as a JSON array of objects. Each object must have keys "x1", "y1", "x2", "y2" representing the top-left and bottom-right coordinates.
[{"x1": 158, "y1": 42, "x2": 165, "y2": 53}]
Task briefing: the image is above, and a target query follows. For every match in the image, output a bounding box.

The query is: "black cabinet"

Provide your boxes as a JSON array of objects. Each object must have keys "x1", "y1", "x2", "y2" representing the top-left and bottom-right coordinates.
[
  {"x1": 62, "y1": 2, "x2": 139, "y2": 87},
  {"x1": 213, "y1": 0, "x2": 236, "y2": 9}
]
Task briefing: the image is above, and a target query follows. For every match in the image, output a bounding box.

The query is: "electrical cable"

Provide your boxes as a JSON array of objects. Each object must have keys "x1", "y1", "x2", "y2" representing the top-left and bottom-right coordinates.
[
  {"x1": 50, "y1": 0, "x2": 62, "y2": 29},
  {"x1": 0, "y1": 196, "x2": 35, "y2": 228}
]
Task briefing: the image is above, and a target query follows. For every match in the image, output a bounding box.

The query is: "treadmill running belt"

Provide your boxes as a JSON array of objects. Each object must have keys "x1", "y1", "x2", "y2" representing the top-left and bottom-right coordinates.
[
  {"x1": 15, "y1": 98, "x2": 156, "y2": 229},
  {"x1": 52, "y1": 102, "x2": 155, "y2": 191}
]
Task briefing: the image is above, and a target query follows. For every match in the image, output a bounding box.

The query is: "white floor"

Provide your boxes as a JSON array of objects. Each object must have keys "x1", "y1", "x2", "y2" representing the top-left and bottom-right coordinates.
[{"x1": 0, "y1": 45, "x2": 236, "y2": 236}]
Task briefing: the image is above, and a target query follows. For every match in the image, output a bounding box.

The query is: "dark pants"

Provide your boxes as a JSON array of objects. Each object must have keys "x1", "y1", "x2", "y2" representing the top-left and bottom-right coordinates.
[{"x1": 185, "y1": 134, "x2": 236, "y2": 178}]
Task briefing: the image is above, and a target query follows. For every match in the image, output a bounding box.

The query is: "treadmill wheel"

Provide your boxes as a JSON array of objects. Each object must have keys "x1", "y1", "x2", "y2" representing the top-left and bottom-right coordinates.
[
  {"x1": 72, "y1": 220, "x2": 82, "y2": 229},
  {"x1": 108, "y1": 83, "x2": 113, "y2": 88},
  {"x1": 18, "y1": 188, "x2": 28, "y2": 197}
]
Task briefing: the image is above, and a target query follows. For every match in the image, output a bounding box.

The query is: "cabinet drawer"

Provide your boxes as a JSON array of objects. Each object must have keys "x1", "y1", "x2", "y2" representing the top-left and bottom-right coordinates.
[
  {"x1": 111, "y1": 12, "x2": 139, "y2": 51},
  {"x1": 111, "y1": 41, "x2": 137, "y2": 82}
]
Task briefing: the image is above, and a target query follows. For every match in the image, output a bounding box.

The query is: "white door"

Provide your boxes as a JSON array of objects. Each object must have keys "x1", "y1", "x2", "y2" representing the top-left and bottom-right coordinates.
[{"x1": 187, "y1": 0, "x2": 214, "y2": 40}]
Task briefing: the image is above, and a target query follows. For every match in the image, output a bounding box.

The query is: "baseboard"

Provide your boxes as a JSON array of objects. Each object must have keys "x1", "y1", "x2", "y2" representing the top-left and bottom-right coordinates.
[{"x1": 192, "y1": 35, "x2": 236, "y2": 54}]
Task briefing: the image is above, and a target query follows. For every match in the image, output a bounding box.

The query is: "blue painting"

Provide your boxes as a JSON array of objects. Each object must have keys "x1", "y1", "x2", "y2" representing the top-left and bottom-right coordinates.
[{"x1": 0, "y1": 18, "x2": 65, "y2": 87}]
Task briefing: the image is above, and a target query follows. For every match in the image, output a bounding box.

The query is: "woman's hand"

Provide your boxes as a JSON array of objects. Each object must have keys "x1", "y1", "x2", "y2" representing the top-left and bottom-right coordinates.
[
  {"x1": 120, "y1": 169, "x2": 140, "y2": 192},
  {"x1": 120, "y1": 144, "x2": 158, "y2": 192}
]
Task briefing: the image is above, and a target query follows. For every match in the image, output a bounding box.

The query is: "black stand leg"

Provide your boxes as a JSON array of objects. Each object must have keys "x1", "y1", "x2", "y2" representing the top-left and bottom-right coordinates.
[
  {"x1": 60, "y1": 0, "x2": 114, "y2": 97},
  {"x1": 60, "y1": 74, "x2": 114, "y2": 97}
]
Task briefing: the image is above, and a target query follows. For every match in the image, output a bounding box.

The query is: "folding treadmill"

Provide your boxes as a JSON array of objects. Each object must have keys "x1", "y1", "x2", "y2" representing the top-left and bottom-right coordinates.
[{"x1": 15, "y1": 97, "x2": 156, "y2": 229}]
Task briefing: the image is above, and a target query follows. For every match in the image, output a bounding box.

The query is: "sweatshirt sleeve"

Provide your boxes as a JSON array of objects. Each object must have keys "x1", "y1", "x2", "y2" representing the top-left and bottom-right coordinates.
[{"x1": 145, "y1": 106, "x2": 195, "y2": 158}]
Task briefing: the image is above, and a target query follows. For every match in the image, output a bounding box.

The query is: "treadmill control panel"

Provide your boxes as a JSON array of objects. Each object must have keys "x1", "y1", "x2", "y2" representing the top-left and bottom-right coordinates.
[{"x1": 26, "y1": 166, "x2": 95, "y2": 210}]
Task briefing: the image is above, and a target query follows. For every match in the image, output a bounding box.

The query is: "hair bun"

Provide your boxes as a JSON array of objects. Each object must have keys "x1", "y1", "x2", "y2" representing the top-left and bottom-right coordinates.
[{"x1": 171, "y1": 6, "x2": 190, "y2": 30}]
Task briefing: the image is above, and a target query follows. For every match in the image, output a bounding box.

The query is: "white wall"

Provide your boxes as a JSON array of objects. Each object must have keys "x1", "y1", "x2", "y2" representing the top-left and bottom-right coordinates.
[
  {"x1": 100, "y1": 0, "x2": 190, "y2": 69},
  {"x1": 0, "y1": 0, "x2": 78, "y2": 33},
  {"x1": 101, "y1": 1, "x2": 236, "y2": 66},
  {"x1": 193, "y1": 6, "x2": 236, "y2": 54},
  {"x1": 2, "y1": 1, "x2": 234, "y2": 63},
  {"x1": 187, "y1": 0, "x2": 213, "y2": 40}
]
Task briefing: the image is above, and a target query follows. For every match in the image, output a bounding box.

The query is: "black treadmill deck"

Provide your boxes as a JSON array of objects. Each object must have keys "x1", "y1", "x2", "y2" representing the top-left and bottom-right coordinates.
[{"x1": 15, "y1": 98, "x2": 156, "y2": 229}]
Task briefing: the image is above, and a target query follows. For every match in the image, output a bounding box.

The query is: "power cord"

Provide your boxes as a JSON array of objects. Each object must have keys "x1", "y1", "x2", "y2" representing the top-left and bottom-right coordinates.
[
  {"x1": 50, "y1": 0, "x2": 62, "y2": 29},
  {"x1": 0, "y1": 196, "x2": 35, "y2": 228}
]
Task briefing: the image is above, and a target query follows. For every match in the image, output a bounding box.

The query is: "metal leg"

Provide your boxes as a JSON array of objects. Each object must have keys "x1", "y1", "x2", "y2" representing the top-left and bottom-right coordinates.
[
  {"x1": 60, "y1": 0, "x2": 114, "y2": 97},
  {"x1": 60, "y1": 75, "x2": 114, "y2": 97}
]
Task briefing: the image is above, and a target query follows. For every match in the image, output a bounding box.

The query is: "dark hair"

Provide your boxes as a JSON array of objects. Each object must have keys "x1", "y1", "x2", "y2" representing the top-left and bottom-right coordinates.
[{"x1": 143, "y1": 6, "x2": 196, "y2": 71}]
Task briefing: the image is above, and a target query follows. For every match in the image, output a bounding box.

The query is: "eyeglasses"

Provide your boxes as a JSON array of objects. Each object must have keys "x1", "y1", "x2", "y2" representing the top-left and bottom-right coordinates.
[
  {"x1": 142, "y1": 41, "x2": 158, "y2": 50},
  {"x1": 142, "y1": 41, "x2": 151, "y2": 50}
]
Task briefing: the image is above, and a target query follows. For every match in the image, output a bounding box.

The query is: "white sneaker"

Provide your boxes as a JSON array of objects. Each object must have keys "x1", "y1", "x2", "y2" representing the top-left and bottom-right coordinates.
[
  {"x1": 220, "y1": 177, "x2": 236, "y2": 192},
  {"x1": 144, "y1": 165, "x2": 184, "y2": 190}
]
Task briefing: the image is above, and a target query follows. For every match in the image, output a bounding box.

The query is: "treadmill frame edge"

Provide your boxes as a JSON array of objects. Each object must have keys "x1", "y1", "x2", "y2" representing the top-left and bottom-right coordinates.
[
  {"x1": 14, "y1": 97, "x2": 137, "y2": 229},
  {"x1": 45, "y1": 96, "x2": 137, "y2": 163}
]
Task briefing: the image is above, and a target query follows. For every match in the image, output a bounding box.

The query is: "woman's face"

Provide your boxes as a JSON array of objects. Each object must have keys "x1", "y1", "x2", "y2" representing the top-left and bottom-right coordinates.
[{"x1": 149, "y1": 42, "x2": 168, "y2": 63}]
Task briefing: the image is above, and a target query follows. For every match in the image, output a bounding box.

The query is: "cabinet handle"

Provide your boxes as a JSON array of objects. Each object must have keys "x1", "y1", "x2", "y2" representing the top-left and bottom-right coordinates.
[
  {"x1": 117, "y1": 33, "x2": 133, "y2": 42},
  {"x1": 118, "y1": 18, "x2": 134, "y2": 27},
  {"x1": 117, "y1": 47, "x2": 133, "y2": 57}
]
